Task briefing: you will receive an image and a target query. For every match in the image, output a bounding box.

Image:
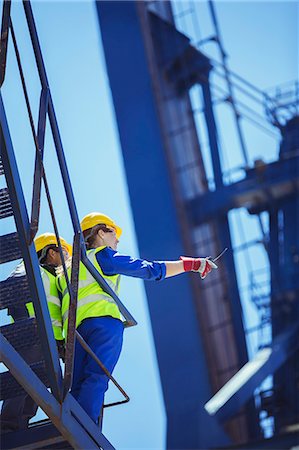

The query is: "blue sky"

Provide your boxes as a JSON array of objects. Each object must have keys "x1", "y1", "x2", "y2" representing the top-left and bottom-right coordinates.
[{"x1": 1, "y1": 1, "x2": 297, "y2": 448}]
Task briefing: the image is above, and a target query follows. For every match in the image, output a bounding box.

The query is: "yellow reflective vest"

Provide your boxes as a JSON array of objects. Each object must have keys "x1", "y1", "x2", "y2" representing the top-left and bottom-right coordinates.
[
  {"x1": 57, "y1": 247, "x2": 121, "y2": 336},
  {"x1": 26, "y1": 269, "x2": 63, "y2": 340},
  {"x1": 10, "y1": 262, "x2": 63, "y2": 341}
]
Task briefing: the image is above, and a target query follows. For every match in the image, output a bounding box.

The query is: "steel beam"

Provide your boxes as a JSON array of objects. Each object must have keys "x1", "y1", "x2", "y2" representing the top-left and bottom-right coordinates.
[
  {"x1": 96, "y1": 2, "x2": 230, "y2": 448},
  {"x1": 204, "y1": 323, "x2": 299, "y2": 421},
  {"x1": 187, "y1": 156, "x2": 299, "y2": 224}
]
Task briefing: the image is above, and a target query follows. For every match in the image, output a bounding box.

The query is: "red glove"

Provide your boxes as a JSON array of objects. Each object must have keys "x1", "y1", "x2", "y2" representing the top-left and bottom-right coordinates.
[{"x1": 180, "y1": 256, "x2": 218, "y2": 279}]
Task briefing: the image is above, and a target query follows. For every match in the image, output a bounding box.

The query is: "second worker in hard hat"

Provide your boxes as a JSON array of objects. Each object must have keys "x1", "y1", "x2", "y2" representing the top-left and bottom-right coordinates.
[
  {"x1": 57, "y1": 212, "x2": 217, "y2": 426},
  {"x1": 0, "y1": 233, "x2": 71, "y2": 433}
]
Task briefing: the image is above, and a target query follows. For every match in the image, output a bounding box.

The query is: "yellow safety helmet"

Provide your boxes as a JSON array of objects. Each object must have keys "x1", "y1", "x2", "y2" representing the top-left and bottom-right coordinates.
[
  {"x1": 80, "y1": 212, "x2": 122, "y2": 239},
  {"x1": 34, "y1": 233, "x2": 72, "y2": 256}
]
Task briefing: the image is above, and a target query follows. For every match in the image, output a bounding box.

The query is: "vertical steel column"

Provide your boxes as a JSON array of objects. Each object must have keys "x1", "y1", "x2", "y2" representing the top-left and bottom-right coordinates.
[
  {"x1": 270, "y1": 117, "x2": 299, "y2": 433},
  {"x1": 96, "y1": 1, "x2": 229, "y2": 448},
  {"x1": 201, "y1": 80, "x2": 224, "y2": 188},
  {"x1": 201, "y1": 80, "x2": 249, "y2": 361},
  {"x1": 201, "y1": 78, "x2": 260, "y2": 437}
]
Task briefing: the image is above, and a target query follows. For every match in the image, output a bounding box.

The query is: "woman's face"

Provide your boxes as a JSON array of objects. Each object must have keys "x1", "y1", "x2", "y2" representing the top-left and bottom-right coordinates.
[
  {"x1": 46, "y1": 246, "x2": 70, "y2": 266},
  {"x1": 100, "y1": 227, "x2": 119, "y2": 251}
]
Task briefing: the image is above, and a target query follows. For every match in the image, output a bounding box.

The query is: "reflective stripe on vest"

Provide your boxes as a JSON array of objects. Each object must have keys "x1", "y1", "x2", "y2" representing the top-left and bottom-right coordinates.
[
  {"x1": 62, "y1": 293, "x2": 115, "y2": 323},
  {"x1": 41, "y1": 271, "x2": 61, "y2": 307},
  {"x1": 60, "y1": 273, "x2": 120, "y2": 300},
  {"x1": 25, "y1": 269, "x2": 63, "y2": 340},
  {"x1": 59, "y1": 247, "x2": 121, "y2": 332}
]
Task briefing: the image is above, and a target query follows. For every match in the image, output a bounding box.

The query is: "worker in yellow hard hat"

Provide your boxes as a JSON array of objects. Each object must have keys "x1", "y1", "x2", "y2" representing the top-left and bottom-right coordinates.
[
  {"x1": 57, "y1": 212, "x2": 217, "y2": 426},
  {"x1": 34, "y1": 233, "x2": 72, "y2": 261},
  {"x1": 1, "y1": 233, "x2": 71, "y2": 432}
]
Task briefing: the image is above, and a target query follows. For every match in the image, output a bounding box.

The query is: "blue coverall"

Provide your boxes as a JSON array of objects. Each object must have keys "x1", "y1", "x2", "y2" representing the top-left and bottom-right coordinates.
[{"x1": 71, "y1": 248, "x2": 166, "y2": 424}]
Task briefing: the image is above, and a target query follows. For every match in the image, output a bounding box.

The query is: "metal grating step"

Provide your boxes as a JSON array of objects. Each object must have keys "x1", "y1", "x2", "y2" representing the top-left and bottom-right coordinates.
[
  {"x1": 0, "y1": 275, "x2": 31, "y2": 310},
  {"x1": 0, "y1": 156, "x2": 4, "y2": 175},
  {"x1": 0, "y1": 361, "x2": 48, "y2": 401},
  {"x1": 0, "y1": 421, "x2": 65, "y2": 450},
  {"x1": 0, "y1": 187, "x2": 13, "y2": 219},
  {"x1": 0, "y1": 232, "x2": 22, "y2": 264},
  {"x1": 0, "y1": 318, "x2": 40, "y2": 352}
]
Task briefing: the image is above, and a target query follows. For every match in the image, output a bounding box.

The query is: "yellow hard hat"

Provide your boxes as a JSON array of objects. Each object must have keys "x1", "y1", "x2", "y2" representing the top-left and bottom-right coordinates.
[
  {"x1": 80, "y1": 212, "x2": 122, "y2": 239},
  {"x1": 34, "y1": 233, "x2": 72, "y2": 256}
]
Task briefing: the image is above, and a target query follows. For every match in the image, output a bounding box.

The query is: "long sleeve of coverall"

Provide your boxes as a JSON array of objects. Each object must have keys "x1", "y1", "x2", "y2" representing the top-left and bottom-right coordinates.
[{"x1": 96, "y1": 247, "x2": 166, "y2": 281}]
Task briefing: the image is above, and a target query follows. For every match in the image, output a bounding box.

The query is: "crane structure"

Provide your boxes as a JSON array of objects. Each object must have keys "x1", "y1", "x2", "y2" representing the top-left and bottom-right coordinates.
[
  {"x1": 0, "y1": 1, "x2": 298, "y2": 449},
  {"x1": 96, "y1": 1, "x2": 299, "y2": 448}
]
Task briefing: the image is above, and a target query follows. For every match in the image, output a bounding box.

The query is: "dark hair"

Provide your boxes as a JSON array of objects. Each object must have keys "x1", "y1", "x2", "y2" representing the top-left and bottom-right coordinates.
[
  {"x1": 37, "y1": 244, "x2": 59, "y2": 264},
  {"x1": 83, "y1": 224, "x2": 113, "y2": 250}
]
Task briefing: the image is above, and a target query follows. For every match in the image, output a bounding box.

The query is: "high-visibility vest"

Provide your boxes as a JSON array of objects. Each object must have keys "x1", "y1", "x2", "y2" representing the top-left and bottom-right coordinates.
[
  {"x1": 25, "y1": 269, "x2": 63, "y2": 341},
  {"x1": 57, "y1": 247, "x2": 121, "y2": 336},
  {"x1": 10, "y1": 262, "x2": 63, "y2": 341}
]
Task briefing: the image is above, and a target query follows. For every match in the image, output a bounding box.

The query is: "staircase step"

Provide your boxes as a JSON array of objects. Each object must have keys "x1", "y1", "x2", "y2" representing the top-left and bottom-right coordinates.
[
  {"x1": 0, "y1": 275, "x2": 31, "y2": 310},
  {"x1": 0, "y1": 318, "x2": 40, "y2": 352},
  {"x1": 0, "y1": 421, "x2": 65, "y2": 450},
  {"x1": 0, "y1": 232, "x2": 22, "y2": 264},
  {"x1": 0, "y1": 156, "x2": 4, "y2": 175},
  {"x1": 42, "y1": 442, "x2": 74, "y2": 449},
  {"x1": 0, "y1": 319, "x2": 46, "y2": 402},
  {"x1": 0, "y1": 187, "x2": 13, "y2": 219},
  {"x1": 0, "y1": 361, "x2": 48, "y2": 401}
]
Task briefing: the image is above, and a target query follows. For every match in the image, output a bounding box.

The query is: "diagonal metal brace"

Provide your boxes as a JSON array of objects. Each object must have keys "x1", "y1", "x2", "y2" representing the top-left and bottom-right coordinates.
[
  {"x1": 30, "y1": 87, "x2": 50, "y2": 239},
  {"x1": 204, "y1": 322, "x2": 299, "y2": 421}
]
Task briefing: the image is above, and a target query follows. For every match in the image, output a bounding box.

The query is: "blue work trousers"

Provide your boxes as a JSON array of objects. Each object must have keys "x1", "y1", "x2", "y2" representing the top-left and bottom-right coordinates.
[{"x1": 71, "y1": 317, "x2": 124, "y2": 424}]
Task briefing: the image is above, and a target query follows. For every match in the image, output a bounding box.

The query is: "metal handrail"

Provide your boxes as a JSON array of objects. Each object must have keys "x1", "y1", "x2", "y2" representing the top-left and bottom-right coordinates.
[
  {"x1": 76, "y1": 331, "x2": 130, "y2": 409},
  {"x1": 63, "y1": 233, "x2": 81, "y2": 397},
  {"x1": 8, "y1": 12, "x2": 79, "y2": 354},
  {"x1": 30, "y1": 87, "x2": 49, "y2": 238},
  {"x1": 21, "y1": 0, "x2": 137, "y2": 406},
  {"x1": 22, "y1": 0, "x2": 137, "y2": 328}
]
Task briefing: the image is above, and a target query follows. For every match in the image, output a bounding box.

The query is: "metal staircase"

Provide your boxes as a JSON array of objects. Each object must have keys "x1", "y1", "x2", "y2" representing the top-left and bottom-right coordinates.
[
  {"x1": 0, "y1": 100, "x2": 114, "y2": 448},
  {"x1": 0, "y1": 1, "x2": 136, "y2": 448}
]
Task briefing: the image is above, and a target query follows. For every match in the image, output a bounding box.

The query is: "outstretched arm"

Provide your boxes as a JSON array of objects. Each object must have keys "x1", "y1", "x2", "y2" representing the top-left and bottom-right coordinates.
[{"x1": 97, "y1": 248, "x2": 217, "y2": 281}]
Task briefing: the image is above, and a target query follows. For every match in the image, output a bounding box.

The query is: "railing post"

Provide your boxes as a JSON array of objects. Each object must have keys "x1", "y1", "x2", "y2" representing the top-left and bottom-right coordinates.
[
  {"x1": 0, "y1": 0, "x2": 11, "y2": 87},
  {"x1": 63, "y1": 232, "x2": 80, "y2": 397},
  {"x1": 30, "y1": 87, "x2": 49, "y2": 239}
]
